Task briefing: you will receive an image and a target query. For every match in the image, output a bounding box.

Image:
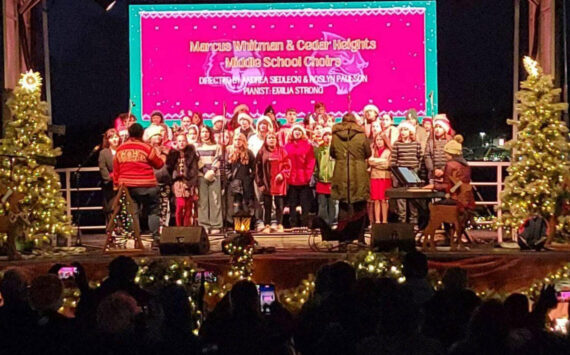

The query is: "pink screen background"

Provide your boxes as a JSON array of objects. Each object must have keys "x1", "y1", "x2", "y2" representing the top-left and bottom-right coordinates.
[{"x1": 140, "y1": 8, "x2": 426, "y2": 121}]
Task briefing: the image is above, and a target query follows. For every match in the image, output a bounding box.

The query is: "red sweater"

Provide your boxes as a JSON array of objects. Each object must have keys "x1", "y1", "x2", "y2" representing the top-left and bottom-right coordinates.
[{"x1": 113, "y1": 139, "x2": 164, "y2": 187}]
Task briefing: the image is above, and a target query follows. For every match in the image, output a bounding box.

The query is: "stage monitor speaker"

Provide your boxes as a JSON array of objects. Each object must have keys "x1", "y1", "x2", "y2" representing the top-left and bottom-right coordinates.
[
  {"x1": 159, "y1": 226, "x2": 210, "y2": 255},
  {"x1": 370, "y1": 223, "x2": 415, "y2": 252}
]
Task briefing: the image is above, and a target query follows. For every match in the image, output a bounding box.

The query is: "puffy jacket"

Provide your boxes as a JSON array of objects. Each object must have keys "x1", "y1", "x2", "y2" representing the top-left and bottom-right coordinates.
[{"x1": 285, "y1": 139, "x2": 315, "y2": 186}]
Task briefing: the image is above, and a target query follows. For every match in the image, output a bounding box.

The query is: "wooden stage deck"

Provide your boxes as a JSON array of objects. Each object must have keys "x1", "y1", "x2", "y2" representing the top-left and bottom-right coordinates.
[{"x1": 1, "y1": 230, "x2": 568, "y2": 294}]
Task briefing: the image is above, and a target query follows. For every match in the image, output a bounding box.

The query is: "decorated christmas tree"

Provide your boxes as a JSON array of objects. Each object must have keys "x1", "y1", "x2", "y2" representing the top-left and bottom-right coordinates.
[
  {"x1": 0, "y1": 71, "x2": 73, "y2": 248},
  {"x1": 499, "y1": 57, "x2": 570, "y2": 241}
]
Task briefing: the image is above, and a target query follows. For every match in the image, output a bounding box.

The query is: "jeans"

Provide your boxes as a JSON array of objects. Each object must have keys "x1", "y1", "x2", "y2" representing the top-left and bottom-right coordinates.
[
  {"x1": 129, "y1": 186, "x2": 160, "y2": 240},
  {"x1": 198, "y1": 177, "x2": 223, "y2": 229},
  {"x1": 392, "y1": 176, "x2": 418, "y2": 225},
  {"x1": 263, "y1": 195, "x2": 284, "y2": 226},
  {"x1": 287, "y1": 185, "x2": 313, "y2": 227},
  {"x1": 317, "y1": 193, "x2": 337, "y2": 226}
]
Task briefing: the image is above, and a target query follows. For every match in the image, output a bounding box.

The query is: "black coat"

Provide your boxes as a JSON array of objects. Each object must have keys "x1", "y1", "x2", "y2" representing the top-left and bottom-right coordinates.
[{"x1": 166, "y1": 146, "x2": 199, "y2": 187}]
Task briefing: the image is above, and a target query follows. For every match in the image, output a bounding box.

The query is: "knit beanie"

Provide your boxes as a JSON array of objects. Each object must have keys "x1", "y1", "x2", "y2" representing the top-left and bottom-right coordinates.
[{"x1": 444, "y1": 135, "x2": 464, "y2": 156}]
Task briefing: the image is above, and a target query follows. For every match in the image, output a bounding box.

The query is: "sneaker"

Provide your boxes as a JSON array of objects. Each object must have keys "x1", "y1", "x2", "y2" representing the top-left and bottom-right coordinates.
[
  {"x1": 256, "y1": 223, "x2": 265, "y2": 232},
  {"x1": 276, "y1": 224, "x2": 284, "y2": 233},
  {"x1": 210, "y1": 229, "x2": 221, "y2": 234},
  {"x1": 262, "y1": 226, "x2": 271, "y2": 234}
]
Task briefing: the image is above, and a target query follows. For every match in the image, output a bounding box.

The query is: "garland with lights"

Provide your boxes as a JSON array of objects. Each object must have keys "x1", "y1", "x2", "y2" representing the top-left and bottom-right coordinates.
[
  {"x1": 0, "y1": 71, "x2": 73, "y2": 249},
  {"x1": 499, "y1": 57, "x2": 570, "y2": 242},
  {"x1": 280, "y1": 251, "x2": 408, "y2": 312}
]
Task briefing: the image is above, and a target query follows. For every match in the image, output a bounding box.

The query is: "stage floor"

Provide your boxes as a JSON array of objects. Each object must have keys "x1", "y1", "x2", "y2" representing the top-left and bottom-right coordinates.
[{"x1": 1, "y1": 230, "x2": 568, "y2": 294}]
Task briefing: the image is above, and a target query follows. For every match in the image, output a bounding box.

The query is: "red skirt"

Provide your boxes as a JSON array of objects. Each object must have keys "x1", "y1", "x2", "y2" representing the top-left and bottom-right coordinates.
[{"x1": 370, "y1": 178, "x2": 392, "y2": 201}]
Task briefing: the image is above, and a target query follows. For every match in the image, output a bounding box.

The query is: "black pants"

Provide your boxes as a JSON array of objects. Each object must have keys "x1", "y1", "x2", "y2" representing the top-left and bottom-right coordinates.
[
  {"x1": 287, "y1": 185, "x2": 312, "y2": 227},
  {"x1": 129, "y1": 186, "x2": 161, "y2": 239},
  {"x1": 263, "y1": 195, "x2": 284, "y2": 226}
]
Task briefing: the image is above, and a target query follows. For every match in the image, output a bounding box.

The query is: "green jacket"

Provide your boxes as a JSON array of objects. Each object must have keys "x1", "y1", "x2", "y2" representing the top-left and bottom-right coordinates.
[
  {"x1": 330, "y1": 121, "x2": 372, "y2": 203},
  {"x1": 314, "y1": 144, "x2": 335, "y2": 183}
]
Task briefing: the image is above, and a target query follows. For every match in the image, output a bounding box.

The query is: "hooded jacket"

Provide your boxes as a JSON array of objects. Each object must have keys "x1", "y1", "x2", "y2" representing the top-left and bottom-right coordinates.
[
  {"x1": 285, "y1": 138, "x2": 316, "y2": 186},
  {"x1": 330, "y1": 120, "x2": 372, "y2": 203},
  {"x1": 435, "y1": 157, "x2": 476, "y2": 211}
]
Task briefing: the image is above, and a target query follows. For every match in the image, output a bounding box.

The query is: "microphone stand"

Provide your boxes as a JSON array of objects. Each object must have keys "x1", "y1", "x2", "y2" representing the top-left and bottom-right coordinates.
[
  {"x1": 220, "y1": 103, "x2": 227, "y2": 235},
  {"x1": 73, "y1": 147, "x2": 100, "y2": 246}
]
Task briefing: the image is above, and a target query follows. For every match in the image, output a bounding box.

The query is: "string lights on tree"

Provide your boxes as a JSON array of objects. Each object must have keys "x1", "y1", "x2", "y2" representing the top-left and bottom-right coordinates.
[
  {"x1": 499, "y1": 57, "x2": 570, "y2": 241},
  {"x1": 0, "y1": 70, "x2": 73, "y2": 248}
]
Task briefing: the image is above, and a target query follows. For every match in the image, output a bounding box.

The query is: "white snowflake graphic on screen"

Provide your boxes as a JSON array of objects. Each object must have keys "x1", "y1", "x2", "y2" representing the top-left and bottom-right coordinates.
[
  {"x1": 203, "y1": 42, "x2": 265, "y2": 94},
  {"x1": 307, "y1": 32, "x2": 369, "y2": 95}
]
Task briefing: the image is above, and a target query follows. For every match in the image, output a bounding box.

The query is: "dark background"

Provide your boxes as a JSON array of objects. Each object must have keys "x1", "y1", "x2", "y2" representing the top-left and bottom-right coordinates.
[{"x1": 5, "y1": 0, "x2": 570, "y2": 168}]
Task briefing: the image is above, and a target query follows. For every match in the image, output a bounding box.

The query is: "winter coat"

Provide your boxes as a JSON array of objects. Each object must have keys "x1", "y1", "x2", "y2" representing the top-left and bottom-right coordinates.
[
  {"x1": 314, "y1": 144, "x2": 335, "y2": 184},
  {"x1": 285, "y1": 139, "x2": 316, "y2": 186},
  {"x1": 255, "y1": 146, "x2": 291, "y2": 196},
  {"x1": 434, "y1": 157, "x2": 476, "y2": 211},
  {"x1": 368, "y1": 147, "x2": 391, "y2": 179},
  {"x1": 166, "y1": 145, "x2": 199, "y2": 188},
  {"x1": 226, "y1": 150, "x2": 256, "y2": 201},
  {"x1": 330, "y1": 121, "x2": 372, "y2": 203}
]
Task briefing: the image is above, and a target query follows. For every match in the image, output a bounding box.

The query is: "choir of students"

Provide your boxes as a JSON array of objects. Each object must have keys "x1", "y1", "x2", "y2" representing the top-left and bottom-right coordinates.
[{"x1": 99, "y1": 102, "x2": 463, "y2": 233}]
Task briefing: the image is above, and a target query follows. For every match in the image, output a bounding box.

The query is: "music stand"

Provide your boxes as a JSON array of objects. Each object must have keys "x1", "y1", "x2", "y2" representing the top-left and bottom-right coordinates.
[{"x1": 390, "y1": 167, "x2": 423, "y2": 187}]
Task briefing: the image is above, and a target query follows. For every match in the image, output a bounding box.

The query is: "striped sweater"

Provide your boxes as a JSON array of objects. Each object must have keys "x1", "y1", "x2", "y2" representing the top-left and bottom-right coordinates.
[
  {"x1": 390, "y1": 141, "x2": 422, "y2": 170},
  {"x1": 196, "y1": 142, "x2": 222, "y2": 176},
  {"x1": 424, "y1": 137, "x2": 451, "y2": 177}
]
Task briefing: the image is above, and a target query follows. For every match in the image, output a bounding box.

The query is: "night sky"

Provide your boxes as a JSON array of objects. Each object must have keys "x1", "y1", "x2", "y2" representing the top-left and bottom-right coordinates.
[{"x1": 42, "y1": 0, "x2": 520, "y2": 167}]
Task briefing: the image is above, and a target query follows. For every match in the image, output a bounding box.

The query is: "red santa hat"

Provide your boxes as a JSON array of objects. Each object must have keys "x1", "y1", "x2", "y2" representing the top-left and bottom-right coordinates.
[
  {"x1": 363, "y1": 104, "x2": 380, "y2": 116},
  {"x1": 211, "y1": 115, "x2": 225, "y2": 126},
  {"x1": 434, "y1": 114, "x2": 451, "y2": 134},
  {"x1": 233, "y1": 104, "x2": 250, "y2": 115},
  {"x1": 290, "y1": 123, "x2": 307, "y2": 138},
  {"x1": 397, "y1": 120, "x2": 416, "y2": 135},
  {"x1": 237, "y1": 112, "x2": 253, "y2": 124},
  {"x1": 255, "y1": 115, "x2": 274, "y2": 131}
]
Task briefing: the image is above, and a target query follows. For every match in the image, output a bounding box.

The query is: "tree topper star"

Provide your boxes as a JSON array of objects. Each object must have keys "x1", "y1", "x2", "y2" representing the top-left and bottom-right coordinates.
[{"x1": 19, "y1": 70, "x2": 42, "y2": 92}]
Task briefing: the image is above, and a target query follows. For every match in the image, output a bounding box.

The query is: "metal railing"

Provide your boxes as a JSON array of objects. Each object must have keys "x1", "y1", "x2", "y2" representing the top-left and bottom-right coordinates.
[
  {"x1": 56, "y1": 162, "x2": 512, "y2": 240},
  {"x1": 56, "y1": 166, "x2": 106, "y2": 231},
  {"x1": 467, "y1": 162, "x2": 511, "y2": 243}
]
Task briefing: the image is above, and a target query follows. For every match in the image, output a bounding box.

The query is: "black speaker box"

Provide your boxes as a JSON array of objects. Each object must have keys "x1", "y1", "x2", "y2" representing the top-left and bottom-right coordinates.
[
  {"x1": 159, "y1": 227, "x2": 210, "y2": 255},
  {"x1": 370, "y1": 223, "x2": 415, "y2": 252}
]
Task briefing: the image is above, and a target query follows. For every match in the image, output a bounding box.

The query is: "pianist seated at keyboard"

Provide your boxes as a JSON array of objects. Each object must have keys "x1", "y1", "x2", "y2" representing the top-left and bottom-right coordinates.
[{"x1": 423, "y1": 135, "x2": 475, "y2": 214}]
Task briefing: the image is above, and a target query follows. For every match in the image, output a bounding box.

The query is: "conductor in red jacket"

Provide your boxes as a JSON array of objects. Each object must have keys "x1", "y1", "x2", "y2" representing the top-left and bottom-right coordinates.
[{"x1": 113, "y1": 123, "x2": 165, "y2": 240}]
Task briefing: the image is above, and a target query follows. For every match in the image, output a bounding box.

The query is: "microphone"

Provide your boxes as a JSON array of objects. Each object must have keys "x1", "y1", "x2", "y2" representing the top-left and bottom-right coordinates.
[{"x1": 92, "y1": 145, "x2": 101, "y2": 153}]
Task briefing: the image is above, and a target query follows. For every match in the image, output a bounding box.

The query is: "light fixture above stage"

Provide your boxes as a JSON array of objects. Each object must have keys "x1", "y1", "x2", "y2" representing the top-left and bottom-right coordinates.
[{"x1": 94, "y1": 0, "x2": 116, "y2": 11}]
